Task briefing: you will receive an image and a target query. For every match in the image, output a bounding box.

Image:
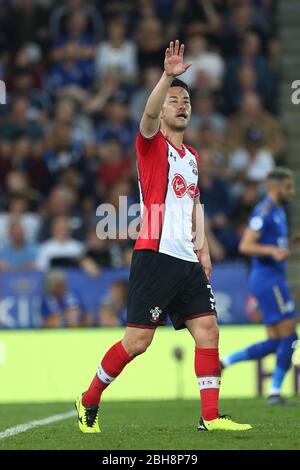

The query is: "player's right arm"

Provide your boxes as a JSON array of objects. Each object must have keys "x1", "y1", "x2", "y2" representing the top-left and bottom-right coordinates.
[
  {"x1": 239, "y1": 203, "x2": 290, "y2": 261},
  {"x1": 239, "y1": 228, "x2": 289, "y2": 261},
  {"x1": 140, "y1": 40, "x2": 191, "y2": 138}
]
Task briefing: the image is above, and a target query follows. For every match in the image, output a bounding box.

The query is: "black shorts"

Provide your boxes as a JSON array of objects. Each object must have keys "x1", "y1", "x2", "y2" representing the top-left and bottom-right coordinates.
[{"x1": 127, "y1": 250, "x2": 217, "y2": 330}]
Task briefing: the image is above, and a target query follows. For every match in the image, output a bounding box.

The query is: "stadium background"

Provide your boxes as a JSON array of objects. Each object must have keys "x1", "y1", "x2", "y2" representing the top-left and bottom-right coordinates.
[{"x1": 0, "y1": 0, "x2": 299, "y2": 403}]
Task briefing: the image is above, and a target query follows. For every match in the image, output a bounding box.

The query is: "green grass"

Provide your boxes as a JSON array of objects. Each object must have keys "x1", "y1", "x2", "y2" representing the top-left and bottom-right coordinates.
[{"x1": 0, "y1": 398, "x2": 300, "y2": 450}]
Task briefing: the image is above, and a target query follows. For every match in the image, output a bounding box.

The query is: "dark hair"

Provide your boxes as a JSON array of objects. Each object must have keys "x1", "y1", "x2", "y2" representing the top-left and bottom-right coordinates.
[
  {"x1": 170, "y1": 78, "x2": 190, "y2": 94},
  {"x1": 267, "y1": 167, "x2": 294, "y2": 183}
]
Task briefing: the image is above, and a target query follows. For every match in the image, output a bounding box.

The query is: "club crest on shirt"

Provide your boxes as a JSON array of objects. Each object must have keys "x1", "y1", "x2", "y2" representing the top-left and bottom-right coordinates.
[
  {"x1": 189, "y1": 159, "x2": 198, "y2": 175},
  {"x1": 150, "y1": 306, "x2": 162, "y2": 323}
]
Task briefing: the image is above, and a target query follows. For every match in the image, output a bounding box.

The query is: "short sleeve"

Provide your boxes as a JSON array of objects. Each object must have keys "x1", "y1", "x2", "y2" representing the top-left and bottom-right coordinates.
[
  {"x1": 248, "y1": 204, "x2": 272, "y2": 236},
  {"x1": 136, "y1": 130, "x2": 167, "y2": 160}
]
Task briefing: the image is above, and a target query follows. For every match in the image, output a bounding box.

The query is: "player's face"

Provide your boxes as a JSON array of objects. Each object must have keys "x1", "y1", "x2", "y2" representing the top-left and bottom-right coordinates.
[
  {"x1": 278, "y1": 177, "x2": 295, "y2": 203},
  {"x1": 161, "y1": 87, "x2": 191, "y2": 131}
]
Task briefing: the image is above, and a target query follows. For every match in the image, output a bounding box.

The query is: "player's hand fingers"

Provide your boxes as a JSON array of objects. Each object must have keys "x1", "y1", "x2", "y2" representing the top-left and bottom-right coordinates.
[
  {"x1": 179, "y1": 43, "x2": 184, "y2": 57},
  {"x1": 174, "y1": 39, "x2": 180, "y2": 55},
  {"x1": 165, "y1": 47, "x2": 170, "y2": 58},
  {"x1": 170, "y1": 41, "x2": 174, "y2": 55}
]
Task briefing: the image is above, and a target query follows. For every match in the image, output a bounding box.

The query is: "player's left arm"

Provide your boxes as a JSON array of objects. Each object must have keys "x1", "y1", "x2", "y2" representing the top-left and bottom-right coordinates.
[{"x1": 192, "y1": 195, "x2": 212, "y2": 279}]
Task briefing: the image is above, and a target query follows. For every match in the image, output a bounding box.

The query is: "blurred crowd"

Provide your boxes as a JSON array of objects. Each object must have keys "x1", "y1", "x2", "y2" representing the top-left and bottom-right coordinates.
[{"x1": 0, "y1": 0, "x2": 286, "y2": 326}]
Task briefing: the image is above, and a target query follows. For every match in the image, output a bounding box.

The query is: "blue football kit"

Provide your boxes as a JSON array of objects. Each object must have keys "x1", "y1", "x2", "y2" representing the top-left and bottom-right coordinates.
[{"x1": 248, "y1": 196, "x2": 296, "y2": 325}]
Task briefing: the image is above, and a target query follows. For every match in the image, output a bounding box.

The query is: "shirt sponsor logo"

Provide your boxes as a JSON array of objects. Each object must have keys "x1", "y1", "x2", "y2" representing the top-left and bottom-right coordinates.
[{"x1": 172, "y1": 174, "x2": 196, "y2": 199}]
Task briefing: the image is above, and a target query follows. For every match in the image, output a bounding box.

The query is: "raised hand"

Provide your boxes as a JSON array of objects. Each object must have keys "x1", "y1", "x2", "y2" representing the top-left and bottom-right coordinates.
[{"x1": 164, "y1": 40, "x2": 192, "y2": 77}]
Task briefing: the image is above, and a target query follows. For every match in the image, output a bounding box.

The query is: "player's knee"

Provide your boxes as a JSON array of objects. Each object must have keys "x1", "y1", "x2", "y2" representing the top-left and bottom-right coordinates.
[
  {"x1": 192, "y1": 320, "x2": 219, "y2": 348},
  {"x1": 130, "y1": 338, "x2": 151, "y2": 356},
  {"x1": 198, "y1": 321, "x2": 219, "y2": 347},
  {"x1": 123, "y1": 336, "x2": 152, "y2": 356},
  {"x1": 207, "y1": 322, "x2": 219, "y2": 344},
  {"x1": 122, "y1": 327, "x2": 155, "y2": 356}
]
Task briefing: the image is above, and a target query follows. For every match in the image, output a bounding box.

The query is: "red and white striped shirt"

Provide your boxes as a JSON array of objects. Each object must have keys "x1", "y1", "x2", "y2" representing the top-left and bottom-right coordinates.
[{"x1": 134, "y1": 130, "x2": 200, "y2": 262}]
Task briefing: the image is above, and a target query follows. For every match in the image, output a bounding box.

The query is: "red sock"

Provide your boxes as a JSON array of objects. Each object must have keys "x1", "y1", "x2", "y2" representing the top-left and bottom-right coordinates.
[
  {"x1": 195, "y1": 347, "x2": 220, "y2": 421},
  {"x1": 83, "y1": 341, "x2": 133, "y2": 406}
]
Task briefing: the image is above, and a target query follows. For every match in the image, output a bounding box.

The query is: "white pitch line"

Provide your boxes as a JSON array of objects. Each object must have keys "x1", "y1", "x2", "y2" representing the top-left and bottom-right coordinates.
[{"x1": 0, "y1": 410, "x2": 76, "y2": 440}]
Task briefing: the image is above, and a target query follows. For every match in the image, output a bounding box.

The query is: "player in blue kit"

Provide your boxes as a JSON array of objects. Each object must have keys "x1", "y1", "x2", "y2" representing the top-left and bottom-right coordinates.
[{"x1": 221, "y1": 168, "x2": 299, "y2": 405}]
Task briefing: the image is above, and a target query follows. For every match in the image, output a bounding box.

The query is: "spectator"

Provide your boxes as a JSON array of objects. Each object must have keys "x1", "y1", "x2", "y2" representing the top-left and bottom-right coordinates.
[
  {"x1": 84, "y1": 68, "x2": 126, "y2": 117},
  {"x1": 224, "y1": 31, "x2": 275, "y2": 112},
  {"x1": 8, "y1": 0, "x2": 50, "y2": 52},
  {"x1": 51, "y1": 10, "x2": 95, "y2": 71},
  {"x1": 222, "y1": 1, "x2": 269, "y2": 58},
  {"x1": 198, "y1": 150, "x2": 238, "y2": 258},
  {"x1": 5, "y1": 170, "x2": 28, "y2": 194},
  {"x1": 181, "y1": 34, "x2": 225, "y2": 91},
  {"x1": 0, "y1": 194, "x2": 41, "y2": 248},
  {"x1": 26, "y1": 140, "x2": 52, "y2": 194},
  {"x1": 181, "y1": 0, "x2": 224, "y2": 43},
  {"x1": 0, "y1": 219, "x2": 37, "y2": 270},
  {"x1": 0, "y1": 96, "x2": 43, "y2": 142},
  {"x1": 98, "y1": 280, "x2": 128, "y2": 326},
  {"x1": 99, "y1": 0, "x2": 135, "y2": 23},
  {"x1": 186, "y1": 125, "x2": 226, "y2": 179},
  {"x1": 41, "y1": 269, "x2": 83, "y2": 328},
  {"x1": 95, "y1": 17, "x2": 137, "y2": 81},
  {"x1": 9, "y1": 68, "x2": 52, "y2": 120},
  {"x1": 4, "y1": 169, "x2": 41, "y2": 211},
  {"x1": 229, "y1": 180, "x2": 259, "y2": 237},
  {"x1": 228, "y1": 127, "x2": 274, "y2": 197},
  {"x1": 37, "y1": 215, "x2": 85, "y2": 270},
  {"x1": 97, "y1": 137, "x2": 131, "y2": 192},
  {"x1": 224, "y1": 63, "x2": 262, "y2": 113},
  {"x1": 10, "y1": 138, "x2": 45, "y2": 206},
  {"x1": 49, "y1": 0, "x2": 104, "y2": 41},
  {"x1": 47, "y1": 11, "x2": 96, "y2": 99},
  {"x1": 47, "y1": 98, "x2": 95, "y2": 153},
  {"x1": 198, "y1": 153, "x2": 230, "y2": 219},
  {"x1": 95, "y1": 93, "x2": 138, "y2": 152},
  {"x1": 43, "y1": 123, "x2": 85, "y2": 185},
  {"x1": 11, "y1": 43, "x2": 44, "y2": 91},
  {"x1": 187, "y1": 91, "x2": 226, "y2": 139},
  {"x1": 38, "y1": 186, "x2": 85, "y2": 241},
  {"x1": 135, "y1": 17, "x2": 165, "y2": 69},
  {"x1": 37, "y1": 213, "x2": 100, "y2": 276},
  {"x1": 85, "y1": 225, "x2": 118, "y2": 269},
  {"x1": 224, "y1": 92, "x2": 285, "y2": 160},
  {"x1": 130, "y1": 65, "x2": 161, "y2": 122}
]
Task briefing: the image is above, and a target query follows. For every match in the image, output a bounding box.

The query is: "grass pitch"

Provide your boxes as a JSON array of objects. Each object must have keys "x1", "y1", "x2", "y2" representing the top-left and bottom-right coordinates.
[{"x1": 0, "y1": 398, "x2": 299, "y2": 450}]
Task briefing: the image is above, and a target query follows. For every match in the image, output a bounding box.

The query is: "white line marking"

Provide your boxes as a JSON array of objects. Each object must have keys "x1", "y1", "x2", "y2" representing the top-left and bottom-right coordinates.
[{"x1": 0, "y1": 410, "x2": 76, "y2": 440}]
